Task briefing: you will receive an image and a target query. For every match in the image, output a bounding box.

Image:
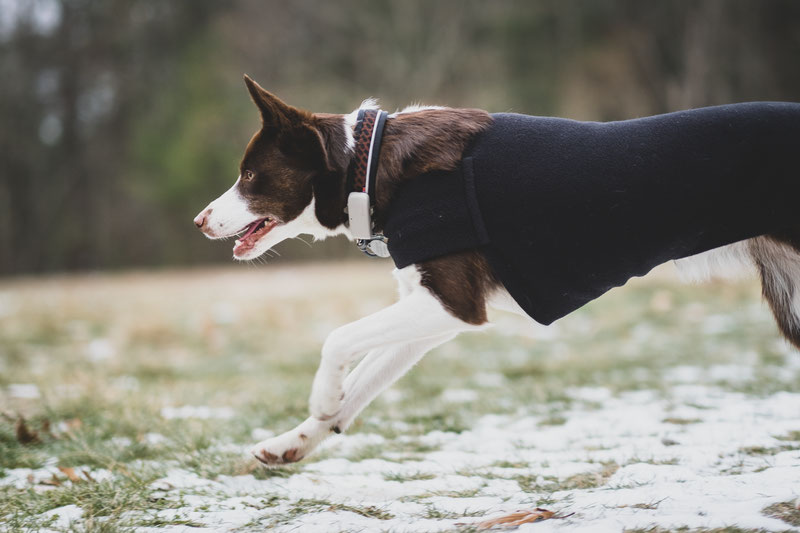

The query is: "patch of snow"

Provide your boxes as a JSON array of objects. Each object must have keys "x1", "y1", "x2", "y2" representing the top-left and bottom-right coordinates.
[
  {"x1": 40, "y1": 387, "x2": 800, "y2": 532},
  {"x1": 0, "y1": 465, "x2": 113, "y2": 489},
  {"x1": 41, "y1": 504, "x2": 82, "y2": 529},
  {"x1": 440, "y1": 388, "x2": 479, "y2": 403},
  {"x1": 150, "y1": 469, "x2": 214, "y2": 491},
  {"x1": 86, "y1": 338, "x2": 115, "y2": 362},
  {"x1": 110, "y1": 436, "x2": 132, "y2": 447},
  {"x1": 707, "y1": 364, "x2": 754, "y2": 382},
  {"x1": 565, "y1": 386, "x2": 612, "y2": 403},
  {"x1": 112, "y1": 375, "x2": 140, "y2": 391},
  {"x1": 7, "y1": 383, "x2": 40, "y2": 399},
  {"x1": 472, "y1": 372, "x2": 507, "y2": 388},
  {"x1": 664, "y1": 365, "x2": 703, "y2": 383},
  {"x1": 702, "y1": 314, "x2": 736, "y2": 334},
  {"x1": 608, "y1": 463, "x2": 700, "y2": 488},
  {"x1": 160, "y1": 406, "x2": 235, "y2": 420},
  {"x1": 143, "y1": 432, "x2": 167, "y2": 445}
]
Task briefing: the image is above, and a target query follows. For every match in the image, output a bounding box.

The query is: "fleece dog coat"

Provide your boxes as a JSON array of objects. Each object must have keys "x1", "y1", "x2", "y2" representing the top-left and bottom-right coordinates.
[{"x1": 384, "y1": 102, "x2": 800, "y2": 325}]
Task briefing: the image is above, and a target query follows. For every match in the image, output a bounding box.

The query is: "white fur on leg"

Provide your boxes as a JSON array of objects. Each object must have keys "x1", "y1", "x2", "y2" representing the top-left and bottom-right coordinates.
[
  {"x1": 333, "y1": 332, "x2": 456, "y2": 432},
  {"x1": 251, "y1": 333, "x2": 455, "y2": 464},
  {"x1": 309, "y1": 268, "x2": 480, "y2": 420},
  {"x1": 253, "y1": 265, "x2": 481, "y2": 465}
]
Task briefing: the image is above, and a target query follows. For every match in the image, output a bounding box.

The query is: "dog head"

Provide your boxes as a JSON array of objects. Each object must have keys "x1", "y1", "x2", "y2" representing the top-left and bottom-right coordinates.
[{"x1": 194, "y1": 75, "x2": 339, "y2": 260}]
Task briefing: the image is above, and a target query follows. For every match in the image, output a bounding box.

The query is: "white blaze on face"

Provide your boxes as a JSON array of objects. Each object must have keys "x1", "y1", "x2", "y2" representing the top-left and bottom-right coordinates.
[
  {"x1": 195, "y1": 171, "x2": 348, "y2": 261},
  {"x1": 197, "y1": 176, "x2": 258, "y2": 239}
]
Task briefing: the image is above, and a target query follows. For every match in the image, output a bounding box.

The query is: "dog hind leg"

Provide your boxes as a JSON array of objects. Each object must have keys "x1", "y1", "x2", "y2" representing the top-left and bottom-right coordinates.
[
  {"x1": 749, "y1": 234, "x2": 800, "y2": 349},
  {"x1": 674, "y1": 241, "x2": 755, "y2": 283}
]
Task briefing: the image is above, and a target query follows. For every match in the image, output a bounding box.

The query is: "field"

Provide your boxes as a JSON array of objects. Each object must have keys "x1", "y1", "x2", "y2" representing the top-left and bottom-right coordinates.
[{"x1": 1, "y1": 261, "x2": 799, "y2": 532}]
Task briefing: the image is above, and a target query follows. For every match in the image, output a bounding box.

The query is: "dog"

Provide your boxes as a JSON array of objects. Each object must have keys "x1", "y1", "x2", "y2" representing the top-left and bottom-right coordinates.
[{"x1": 194, "y1": 75, "x2": 800, "y2": 465}]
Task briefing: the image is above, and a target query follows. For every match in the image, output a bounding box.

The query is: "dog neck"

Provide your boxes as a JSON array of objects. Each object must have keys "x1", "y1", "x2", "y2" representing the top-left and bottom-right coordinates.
[{"x1": 311, "y1": 106, "x2": 493, "y2": 240}]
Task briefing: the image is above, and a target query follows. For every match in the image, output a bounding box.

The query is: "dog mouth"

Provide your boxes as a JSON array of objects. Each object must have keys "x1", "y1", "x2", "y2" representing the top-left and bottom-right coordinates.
[{"x1": 233, "y1": 216, "x2": 280, "y2": 257}]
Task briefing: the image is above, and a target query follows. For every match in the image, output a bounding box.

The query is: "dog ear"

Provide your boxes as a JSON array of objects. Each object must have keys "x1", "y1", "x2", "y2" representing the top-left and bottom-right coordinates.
[
  {"x1": 243, "y1": 75, "x2": 332, "y2": 172},
  {"x1": 280, "y1": 122, "x2": 332, "y2": 172},
  {"x1": 243, "y1": 74, "x2": 300, "y2": 128}
]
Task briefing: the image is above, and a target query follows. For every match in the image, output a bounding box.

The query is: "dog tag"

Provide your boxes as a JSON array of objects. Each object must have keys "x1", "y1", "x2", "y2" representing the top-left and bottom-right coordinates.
[{"x1": 366, "y1": 239, "x2": 390, "y2": 258}]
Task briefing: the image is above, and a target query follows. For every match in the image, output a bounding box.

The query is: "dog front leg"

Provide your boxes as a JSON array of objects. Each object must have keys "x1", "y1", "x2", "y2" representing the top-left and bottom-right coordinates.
[
  {"x1": 309, "y1": 286, "x2": 478, "y2": 420},
  {"x1": 250, "y1": 334, "x2": 452, "y2": 466},
  {"x1": 330, "y1": 331, "x2": 457, "y2": 432}
]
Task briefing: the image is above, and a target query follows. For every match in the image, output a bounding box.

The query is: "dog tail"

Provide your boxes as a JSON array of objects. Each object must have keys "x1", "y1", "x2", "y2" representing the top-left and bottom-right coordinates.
[{"x1": 750, "y1": 233, "x2": 800, "y2": 350}]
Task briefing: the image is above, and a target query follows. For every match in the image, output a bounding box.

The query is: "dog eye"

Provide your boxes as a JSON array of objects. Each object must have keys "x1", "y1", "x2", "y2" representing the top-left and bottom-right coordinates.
[{"x1": 243, "y1": 170, "x2": 255, "y2": 181}]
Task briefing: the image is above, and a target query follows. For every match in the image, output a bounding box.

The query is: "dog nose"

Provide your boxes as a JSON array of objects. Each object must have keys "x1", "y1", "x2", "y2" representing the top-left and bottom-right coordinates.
[{"x1": 194, "y1": 209, "x2": 210, "y2": 229}]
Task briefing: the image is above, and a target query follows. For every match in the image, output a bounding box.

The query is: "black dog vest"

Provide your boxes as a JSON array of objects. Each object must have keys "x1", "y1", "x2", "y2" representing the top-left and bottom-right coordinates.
[{"x1": 384, "y1": 102, "x2": 800, "y2": 325}]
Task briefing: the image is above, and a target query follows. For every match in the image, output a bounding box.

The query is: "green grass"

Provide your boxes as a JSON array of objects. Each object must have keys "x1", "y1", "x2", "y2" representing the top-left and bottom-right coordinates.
[
  {"x1": 0, "y1": 263, "x2": 796, "y2": 531},
  {"x1": 763, "y1": 500, "x2": 800, "y2": 527},
  {"x1": 258, "y1": 498, "x2": 395, "y2": 528},
  {"x1": 624, "y1": 526, "x2": 789, "y2": 533}
]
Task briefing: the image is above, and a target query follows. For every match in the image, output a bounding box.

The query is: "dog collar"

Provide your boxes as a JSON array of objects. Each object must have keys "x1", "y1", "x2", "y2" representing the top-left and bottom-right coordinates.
[{"x1": 346, "y1": 109, "x2": 390, "y2": 258}]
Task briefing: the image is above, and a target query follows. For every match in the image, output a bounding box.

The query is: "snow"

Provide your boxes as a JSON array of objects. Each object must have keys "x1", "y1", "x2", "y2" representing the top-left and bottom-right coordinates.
[
  {"x1": 6, "y1": 383, "x2": 41, "y2": 399},
  {"x1": 7, "y1": 386, "x2": 798, "y2": 531},
  {"x1": 119, "y1": 387, "x2": 800, "y2": 530},
  {"x1": 40, "y1": 504, "x2": 82, "y2": 530},
  {"x1": 0, "y1": 463, "x2": 113, "y2": 490},
  {"x1": 86, "y1": 338, "x2": 115, "y2": 362},
  {"x1": 440, "y1": 388, "x2": 480, "y2": 403},
  {"x1": 160, "y1": 406, "x2": 235, "y2": 420}
]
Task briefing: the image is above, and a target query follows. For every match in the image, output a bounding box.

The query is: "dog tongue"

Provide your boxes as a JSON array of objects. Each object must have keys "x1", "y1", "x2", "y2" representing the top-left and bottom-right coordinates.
[{"x1": 241, "y1": 219, "x2": 263, "y2": 240}]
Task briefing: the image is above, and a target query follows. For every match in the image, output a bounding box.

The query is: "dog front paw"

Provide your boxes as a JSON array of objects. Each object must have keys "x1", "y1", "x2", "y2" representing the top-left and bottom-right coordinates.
[
  {"x1": 251, "y1": 418, "x2": 329, "y2": 466},
  {"x1": 251, "y1": 440, "x2": 305, "y2": 466}
]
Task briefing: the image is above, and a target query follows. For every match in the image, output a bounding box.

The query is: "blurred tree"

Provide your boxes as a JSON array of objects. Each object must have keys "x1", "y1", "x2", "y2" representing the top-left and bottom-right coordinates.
[
  {"x1": 0, "y1": 0, "x2": 225, "y2": 274},
  {"x1": 0, "y1": 0, "x2": 798, "y2": 275}
]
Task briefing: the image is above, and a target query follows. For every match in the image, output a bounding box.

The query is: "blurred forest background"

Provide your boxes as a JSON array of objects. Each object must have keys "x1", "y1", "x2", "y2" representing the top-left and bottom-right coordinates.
[{"x1": 1, "y1": 0, "x2": 799, "y2": 276}]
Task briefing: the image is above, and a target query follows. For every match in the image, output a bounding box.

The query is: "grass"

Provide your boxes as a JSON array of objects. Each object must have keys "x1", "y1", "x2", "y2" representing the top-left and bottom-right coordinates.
[
  {"x1": 382, "y1": 471, "x2": 437, "y2": 482},
  {"x1": 559, "y1": 461, "x2": 620, "y2": 490},
  {"x1": 623, "y1": 526, "x2": 789, "y2": 533},
  {"x1": 739, "y1": 443, "x2": 800, "y2": 456},
  {"x1": 763, "y1": 500, "x2": 800, "y2": 527},
  {"x1": 260, "y1": 498, "x2": 395, "y2": 528},
  {"x1": 0, "y1": 262, "x2": 797, "y2": 531}
]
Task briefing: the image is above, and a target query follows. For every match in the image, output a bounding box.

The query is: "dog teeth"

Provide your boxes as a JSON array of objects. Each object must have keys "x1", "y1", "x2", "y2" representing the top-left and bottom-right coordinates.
[{"x1": 235, "y1": 239, "x2": 242, "y2": 246}]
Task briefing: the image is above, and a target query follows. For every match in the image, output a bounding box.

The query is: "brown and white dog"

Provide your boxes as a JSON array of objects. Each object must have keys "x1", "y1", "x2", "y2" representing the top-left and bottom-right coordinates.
[{"x1": 194, "y1": 76, "x2": 800, "y2": 465}]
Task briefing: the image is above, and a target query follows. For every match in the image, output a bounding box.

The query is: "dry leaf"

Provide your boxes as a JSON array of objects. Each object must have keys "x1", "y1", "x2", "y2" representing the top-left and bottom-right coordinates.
[
  {"x1": 41, "y1": 474, "x2": 61, "y2": 487},
  {"x1": 58, "y1": 466, "x2": 82, "y2": 483},
  {"x1": 40, "y1": 419, "x2": 54, "y2": 438},
  {"x1": 15, "y1": 416, "x2": 40, "y2": 445},
  {"x1": 477, "y1": 508, "x2": 555, "y2": 529}
]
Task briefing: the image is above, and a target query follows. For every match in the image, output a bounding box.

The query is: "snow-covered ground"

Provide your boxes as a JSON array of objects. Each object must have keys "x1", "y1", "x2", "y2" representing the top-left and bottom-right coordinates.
[
  {"x1": 2, "y1": 264, "x2": 799, "y2": 531},
  {"x1": 7, "y1": 384, "x2": 797, "y2": 532}
]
